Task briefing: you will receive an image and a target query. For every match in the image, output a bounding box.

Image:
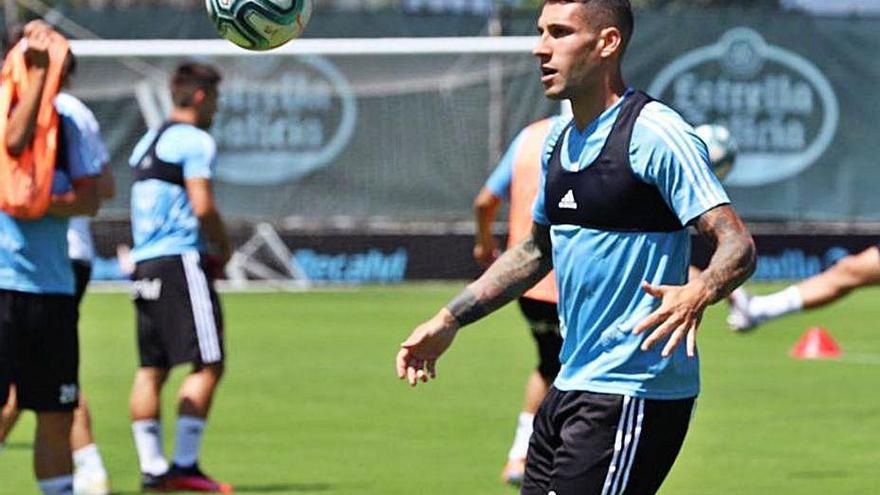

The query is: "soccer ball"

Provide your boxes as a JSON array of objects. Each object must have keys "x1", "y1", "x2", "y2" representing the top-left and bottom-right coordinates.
[
  {"x1": 695, "y1": 124, "x2": 738, "y2": 181},
  {"x1": 205, "y1": 0, "x2": 312, "y2": 51}
]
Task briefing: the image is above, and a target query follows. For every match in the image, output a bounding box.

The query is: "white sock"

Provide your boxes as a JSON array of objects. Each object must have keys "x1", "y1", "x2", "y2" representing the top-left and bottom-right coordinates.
[
  {"x1": 38, "y1": 475, "x2": 74, "y2": 495},
  {"x1": 173, "y1": 415, "x2": 206, "y2": 468},
  {"x1": 747, "y1": 286, "x2": 804, "y2": 322},
  {"x1": 73, "y1": 443, "x2": 108, "y2": 478},
  {"x1": 132, "y1": 419, "x2": 169, "y2": 476},
  {"x1": 507, "y1": 412, "x2": 534, "y2": 460}
]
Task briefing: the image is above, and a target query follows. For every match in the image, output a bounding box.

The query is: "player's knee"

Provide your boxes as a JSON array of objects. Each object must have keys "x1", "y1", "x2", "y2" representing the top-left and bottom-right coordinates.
[
  {"x1": 2, "y1": 387, "x2": 17, "y2": 413},
  {"x1": 831, "y1": 255, "x2": 872, "y2": 288},
  {"x1": 136, "y1": 368, "x2": 169, "y2": 388},
  {"x1": 199, "y1": 362, "x2": 225, "y2": 381}
]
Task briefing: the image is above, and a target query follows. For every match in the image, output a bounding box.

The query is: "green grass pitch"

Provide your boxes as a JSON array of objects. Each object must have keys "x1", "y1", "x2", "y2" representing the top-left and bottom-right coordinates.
[{"x1": 1, "y1": 283, "x2": 879, "y2": 494}]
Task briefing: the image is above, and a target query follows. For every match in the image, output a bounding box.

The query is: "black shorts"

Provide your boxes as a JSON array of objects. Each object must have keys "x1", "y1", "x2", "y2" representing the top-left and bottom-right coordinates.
[
  {"x1": 72, "y1": 259, "x2": 92, "y2": 307},
  {"x1": 133, "y1": 253, "x2": 225, "y2": 369},
  {"x1": 0, "y1": 290, "x2": 79, "y2": 412},
  {"x1": 518, "y1": 297, "x2": 562, "y2": 381},
  {"x1": 522, "y1": 387, "x2": 695, "y2": 495}
]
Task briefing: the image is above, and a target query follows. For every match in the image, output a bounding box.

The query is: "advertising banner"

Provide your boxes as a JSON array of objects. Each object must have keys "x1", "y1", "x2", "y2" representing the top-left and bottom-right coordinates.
[{"x1": 70, "y1": 10, "x2": 879, "y2": 223}]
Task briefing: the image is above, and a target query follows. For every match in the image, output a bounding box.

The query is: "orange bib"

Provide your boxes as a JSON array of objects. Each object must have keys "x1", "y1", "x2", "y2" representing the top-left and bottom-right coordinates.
[
  {"x1": 509, "y1": 118, "x2": 558, "y2": 304},
  {"x1": 0, "y1": 35, "x2": 69, "y2": 219}
]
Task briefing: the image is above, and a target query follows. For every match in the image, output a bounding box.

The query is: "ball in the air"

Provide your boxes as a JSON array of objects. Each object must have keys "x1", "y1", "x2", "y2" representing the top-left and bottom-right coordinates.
[
  {"x1": 206, "y1": 0, "x2": 312, "y2": 51},
  {"x1": 695, "y1": 124, "x2": 738, "y2": 181}
]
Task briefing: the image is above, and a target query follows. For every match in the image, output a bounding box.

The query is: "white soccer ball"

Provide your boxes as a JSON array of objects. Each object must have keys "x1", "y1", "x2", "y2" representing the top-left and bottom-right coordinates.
[
  {"x1": 695, "y1": 124, "x2": 738, "y2": 181},
  {"x1": 205, "y1": 0, "x2": 312, "y2": 51}
]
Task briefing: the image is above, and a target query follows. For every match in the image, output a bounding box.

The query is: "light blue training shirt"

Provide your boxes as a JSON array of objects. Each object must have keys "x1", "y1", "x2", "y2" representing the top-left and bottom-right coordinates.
[
  {"x1": 128, "y1": 123, "x2": 216, "y2": 264},
  {"x1": 533, "y1": 90, "x2": 730, "y2": 399}
]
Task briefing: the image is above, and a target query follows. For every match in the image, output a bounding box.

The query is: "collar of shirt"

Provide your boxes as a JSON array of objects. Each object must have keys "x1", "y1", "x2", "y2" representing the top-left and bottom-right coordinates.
[{"x1": 561, "y1": 88, "x2": 634, "y2": 171}]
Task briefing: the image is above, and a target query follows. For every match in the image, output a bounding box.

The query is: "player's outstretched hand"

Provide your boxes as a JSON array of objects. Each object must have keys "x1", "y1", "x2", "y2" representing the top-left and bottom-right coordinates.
[
  {"x1": 396, "y1": 309, "x2": 460, "y2": 387},
  {"x1": 633, "y1": 280, "x2": 713, "y2": 358}
]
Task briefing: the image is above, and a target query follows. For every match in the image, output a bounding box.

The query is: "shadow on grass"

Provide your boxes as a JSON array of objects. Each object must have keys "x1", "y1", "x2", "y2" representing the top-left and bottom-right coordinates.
[
  {"x1": 236, "y1": 483, "x2": 337, "y2": 493},
  {"x1": 114, "y1": 482, "x2": 342, "y2": 494}
]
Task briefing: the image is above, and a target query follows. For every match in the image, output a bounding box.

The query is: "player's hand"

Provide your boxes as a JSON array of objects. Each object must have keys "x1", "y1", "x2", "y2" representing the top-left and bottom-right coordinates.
[
  {"x1": 473, "y1": 242, "x2": 500, "y2": 268},
  {"x1": 633, "y1": 279, "x2": 713, "y2": 358},
  {"x1": 396, "y1": 309, "x2": 460, "y2": 387},
  {"x1": 23, "y1": 19, "x2": 53, "y2": 36},
  {"x1": 22, "y1": 25, "x2": 52, "y2": 70}
]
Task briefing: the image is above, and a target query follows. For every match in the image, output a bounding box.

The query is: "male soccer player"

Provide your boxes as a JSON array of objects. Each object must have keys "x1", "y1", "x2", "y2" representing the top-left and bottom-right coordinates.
[
  {"x1": 727, "y1": 247, "x2": 880, "y2": 331},
  {"x1": 396, "y1": 2, "x2": 756, "y2": 494},
  {"x1": 0, "y1": 22, "x2": 114, "y2": 495},
  {"x1": 127, "y1": 61, "x2": 232, "y2": 493},
  {"x1": 0, "y1": 23, "x2": 101, "y2": 495},
  {"x1": 0, "y1": 100, "x2": 116, "y2": 495},
  {"x1": 473, "y1": 116, "x2": 564, "y2": 485}
]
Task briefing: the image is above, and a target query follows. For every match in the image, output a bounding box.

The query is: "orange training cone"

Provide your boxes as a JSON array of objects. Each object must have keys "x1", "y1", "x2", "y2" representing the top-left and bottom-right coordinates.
[{"x1": 790, "y1": 327, "x2": 842, "y2": 359}]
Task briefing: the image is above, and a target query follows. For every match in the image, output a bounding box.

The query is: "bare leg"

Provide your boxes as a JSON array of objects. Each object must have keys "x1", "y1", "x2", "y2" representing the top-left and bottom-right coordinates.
[
  {"x1": 522, "y1": 370, "x2": 550, "y2": 415},
  {"x1": 0, "y1": 385, "x2": 21, "y2": 444},
  {"x1": 70, "y1": 393, "x2": 111, "y2": 495},
  {"x1": 70, "y1": 394, "x2": 94, "y2": 451},
  {"x1": 158, "y1": 363, "x2": 231, "y2": 493},
  {"x1": 169, "y1": 363, "x2": 224, "y2": 470},
  {"x1": 130, "y1": 367, "x2": 170, "y2": 478},
  {"x1": 502, "y1": 370, "x2": 553, "y2": 485},
  {"x1": 729, "y1": 247, "x2": 880, "y2": 332},
  {"x1": 34, "y1": 412, "x2": 73, "y2": 479},
  {"x1": 130, "y1": 368, "x2": 168, "y2": 421},
  {"x1": 177, "y1": 363, "x2": 224, "y2": 419},
  {"x1": 797, "y1": 247, "x2": 880, "y2": 309}
]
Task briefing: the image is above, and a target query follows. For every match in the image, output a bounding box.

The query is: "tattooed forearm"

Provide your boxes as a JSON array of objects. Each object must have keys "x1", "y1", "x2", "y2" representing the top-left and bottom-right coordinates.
[
  {"x1": 446, "y1": 288, "x2": 487, "y2": 327},
  {"x1": 446, "y1": 222, "x2": 553, "y2": 327},
  {"x1": 695, "y1": 205, "x2": 756, "y2": 303}
]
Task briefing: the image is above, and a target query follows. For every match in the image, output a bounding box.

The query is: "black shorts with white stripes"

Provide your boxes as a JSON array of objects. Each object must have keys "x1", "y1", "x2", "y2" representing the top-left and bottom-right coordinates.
[
  {"x1": 522, "y1": 387, "x2": 695, "y2": 495},
  {"x1": 133, "y1": 253, "x2": 225, "y2": 369}
]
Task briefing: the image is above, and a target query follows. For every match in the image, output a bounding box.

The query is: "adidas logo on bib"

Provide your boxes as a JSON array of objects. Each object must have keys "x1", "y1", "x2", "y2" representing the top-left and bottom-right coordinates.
[{"x1": 558, "y1": 189, "x2": 578, "y2": 210}]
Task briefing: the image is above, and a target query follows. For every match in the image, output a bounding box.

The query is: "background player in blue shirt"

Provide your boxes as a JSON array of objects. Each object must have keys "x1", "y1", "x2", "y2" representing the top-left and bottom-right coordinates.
[
  {"x1": 474, "y1": 116, "x2": 565, "y2": 485},
  {"x1": 127, "y1": 62, "x2": 233, "y2": 494},
  {"x1": 396, "y1": 2, "x2": 756, "y2": 494},
  {"x1": 0, "y1": 23, "x2": 101, "y2": 495}
]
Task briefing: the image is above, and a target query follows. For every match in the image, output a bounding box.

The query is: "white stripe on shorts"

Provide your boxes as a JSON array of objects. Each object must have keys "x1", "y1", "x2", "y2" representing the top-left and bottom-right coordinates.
[
  {"x1": 601, "y1": 396, "x2": 632, "y2": 495},
  {"x1": 602, "y1": 397, "x2": 646, "y2": 495},
  {"x1": 615, "y1": 398, "x2": 646, "y2": 495},
  {"x1": 181, "y1": 252, "x2": 221, "y2": 363}
]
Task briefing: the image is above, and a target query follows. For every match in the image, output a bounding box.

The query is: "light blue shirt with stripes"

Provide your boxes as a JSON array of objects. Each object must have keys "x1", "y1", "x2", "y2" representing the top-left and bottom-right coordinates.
[
  {"x1": 128, "y1": 124, "x2": 216, "y2": 264},
  {"x1": 532, "y1": 90, "x2": 730, "y2": 400}
]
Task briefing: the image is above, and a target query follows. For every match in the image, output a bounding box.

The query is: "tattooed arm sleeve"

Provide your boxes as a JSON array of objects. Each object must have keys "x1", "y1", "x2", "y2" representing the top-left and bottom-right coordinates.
[
  {"x1": 694, "y1": 204, "x2": 756, "y2": 303},
  {"x1": 446, "y1": 222, "x2": 553, "y2": 327}
]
